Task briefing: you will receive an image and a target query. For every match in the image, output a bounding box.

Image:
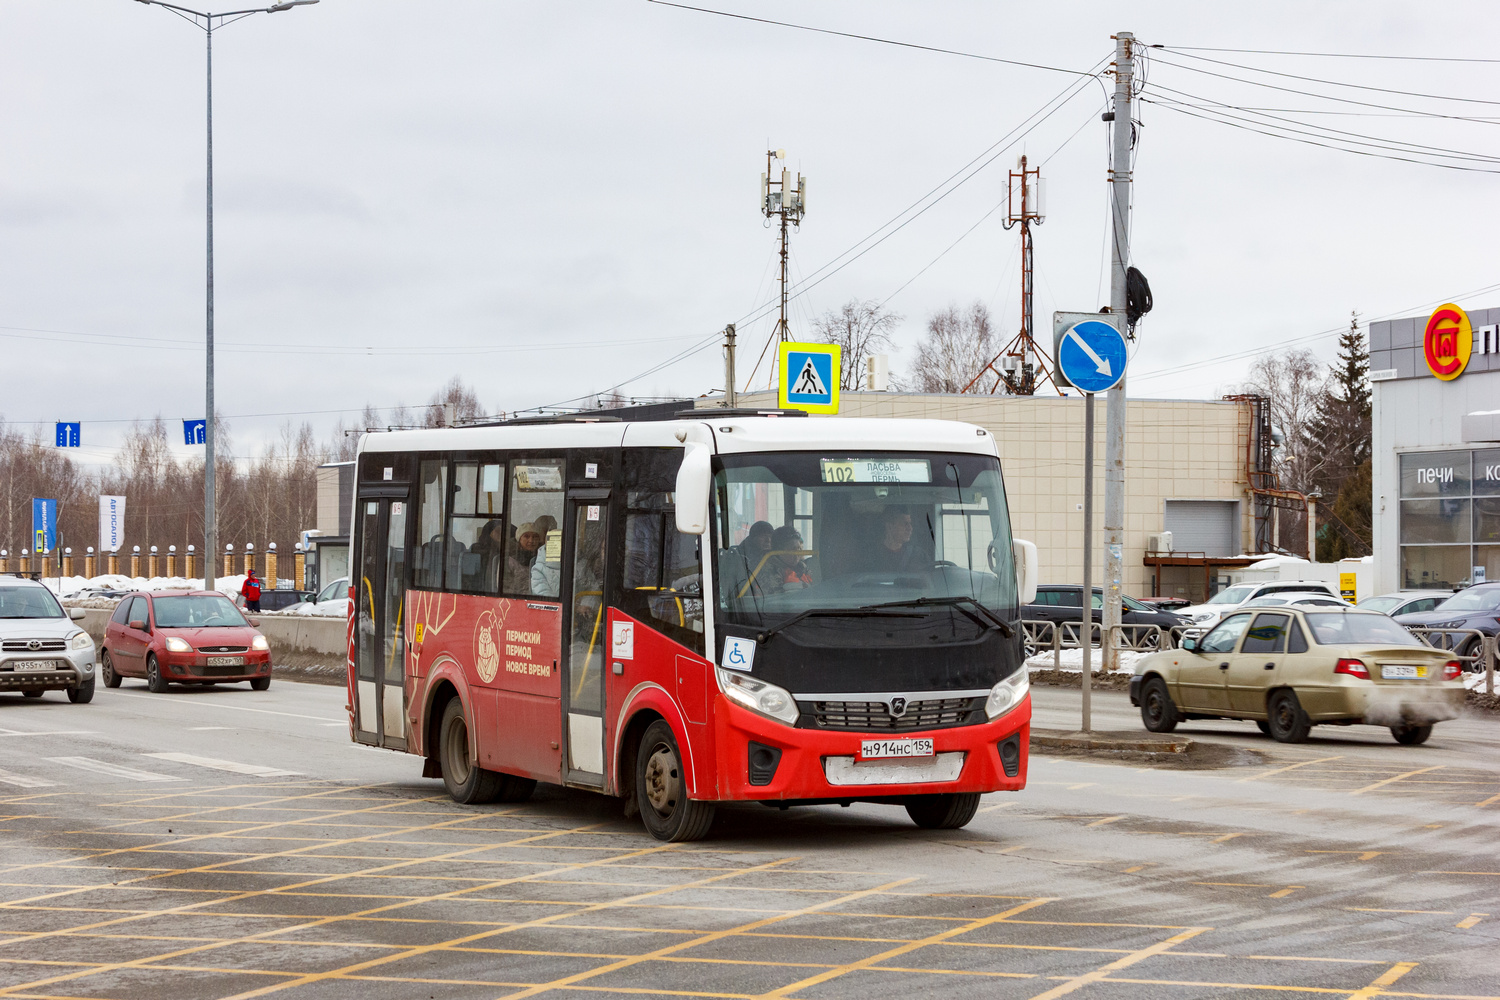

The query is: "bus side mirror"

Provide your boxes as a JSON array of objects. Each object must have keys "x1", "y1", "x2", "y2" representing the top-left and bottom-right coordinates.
[
  {"x1": 674, "y1": 443, "x2": 711, "y2": 536},
  {"x1": 1012, "y1": 538, "x2": 1038, "y2": 605}
]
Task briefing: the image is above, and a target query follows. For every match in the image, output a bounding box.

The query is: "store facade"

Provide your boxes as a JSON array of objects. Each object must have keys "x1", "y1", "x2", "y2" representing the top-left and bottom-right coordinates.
[{"x1": 1370, "y1": 302, "x2": 1500, "y2": 593}]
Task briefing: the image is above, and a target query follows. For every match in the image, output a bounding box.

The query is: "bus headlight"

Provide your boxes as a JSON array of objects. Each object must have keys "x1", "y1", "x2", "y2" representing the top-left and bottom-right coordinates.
[
  {"x1": 716, "y1": 667, "x2": 800, "y2": 726},
  {"x1": 984, "y1": 668, "x2": 1030, "y2": 720}
]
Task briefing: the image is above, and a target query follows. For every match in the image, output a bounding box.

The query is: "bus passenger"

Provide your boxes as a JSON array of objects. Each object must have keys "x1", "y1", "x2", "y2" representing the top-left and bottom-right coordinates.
[
  {"x1": 766, "y1": 525, "x2": 811, "y2": 593},
  {"x1": 473, "y1": 519, "x2": 508, "y2": 589},
  {"x1": 505, "y1": 522, "x2": 543, "y2": 593}
]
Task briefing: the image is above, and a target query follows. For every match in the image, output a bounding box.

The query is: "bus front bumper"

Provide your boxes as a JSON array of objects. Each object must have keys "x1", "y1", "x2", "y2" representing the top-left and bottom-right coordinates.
[{"x1": 713, "y1": 694, "x2": 1031, "y2": 802}]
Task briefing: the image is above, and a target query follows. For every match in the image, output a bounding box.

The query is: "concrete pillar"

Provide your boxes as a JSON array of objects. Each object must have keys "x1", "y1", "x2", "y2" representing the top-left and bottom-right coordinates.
[
  {"x1": 185, "y1": 545, "x2": 196, "y2": 582},
  {"x1": 131, "y1": 546, "x2": 141, "y2": 579},
  {"x1": 265, "y1": 543, "x2": 278, "y2": 591},
  {"x1": 148, "y1": 545, "x2": 159, "y2": 579},
  {"x1": 0, "y1": 550, "x2": 7, "y2": 574},
  {"x1": 85, "y1": 547, "x2": 95, "y2": 578},
  {"x1": 244, "y1": 542, "x2": 255, "y2": 577},
  {"x1": 294, "y1": 543, "x2": 305, "y2": 591},
  {"x1": 223, "y1": 544, "x2": 234, "y2": 580},
  {"x1": 63, "y1": 548, "x2": 73, "y2": 577},
  {"x1": 167, "y1": 545, "x2": 177, "y2": 578},
  {"x1": 108, "y1": 550, "x2": 119, "y2": 576}
]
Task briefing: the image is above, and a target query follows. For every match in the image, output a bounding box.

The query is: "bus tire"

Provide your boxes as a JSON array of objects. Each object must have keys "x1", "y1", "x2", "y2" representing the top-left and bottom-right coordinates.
[
  {"x1": 636, "y1": 720, "x2": 714, "y2": 842},
  {"x1": 905, "y1": 792, "x2": 980, "y2": 830},
  {"x1": 439, "y1": 699, "x2": 502, "y2": 804},
  {"x1": 495, "y1": 774, "x2": 537, "y2": 802}
]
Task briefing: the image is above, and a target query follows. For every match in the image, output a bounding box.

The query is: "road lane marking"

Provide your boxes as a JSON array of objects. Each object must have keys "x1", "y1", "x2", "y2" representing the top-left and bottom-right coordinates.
[
  {"x1": 1085, "y1": 815, "x2": 1124, "y2": 827},
  {"x1": 0, "y1": 768, "x2": 54, "y2": 788},
  {"x1": 1237, "y1": 755, "x2": 1344, "y2": 782},
  {"x1": 977, "y1": 801, "x2": 1016, "y2": 813},
  {"x1": 1345, "y1": 960, "x2": 1417, "y2": 999},
  {"x1": 0, "y1": 730, "x2": 97, "y2": 737},
  {"x1": 1022, "y1": 926, "x2": 1211, "y2": 1000},
  {"x1": 1269, "y1": 886, "x2": 1304, "y2": 898},
  {"x1": 1456, "y1": 913, "x2": 1488, "y2": 929},
  {"x1": 110, "y1": 691, "x2": 340, "y2": 722},
  {"x1": 1308, "y1": 850, "x2": 1386, "y2": 861},
  {"x1": 144, "y1": 753, "x2": 302, "y2": 777},
  {"x1": 188, "y1": 726, "x2": 231, "y2": 731},
  {"x1": 1347, "y1": 908, "x2": 1454, "y2": 915},
  {"x1": 1475, "y1": 791, "x2": 1500, "y2": 807},
  {"x1": 1350, "y1": 765, "x2": 1444, "y2": 795},
  {"x1": 45, "y1": 757, "x2": 182, "y2": 782}
]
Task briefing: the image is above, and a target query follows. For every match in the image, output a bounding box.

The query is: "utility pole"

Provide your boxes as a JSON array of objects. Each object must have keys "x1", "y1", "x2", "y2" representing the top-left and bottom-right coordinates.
[
  {"x1": 758, "y1": 149, "x2": 806, "y2": 389},
  {"x1": 1102, "y1": 32, "x2": 1134, "y2": 676},
  {"x1": 722, "y1": 323, "x2": 737, "y2": 409}
]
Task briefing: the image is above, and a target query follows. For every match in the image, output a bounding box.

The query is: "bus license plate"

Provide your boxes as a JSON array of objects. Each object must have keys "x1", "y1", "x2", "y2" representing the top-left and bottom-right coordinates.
[
  {"x1": 860, "y1": 738, "x2": 934, "y2": 759},
  {"x1": 1381, "y1": 664, "x2": 1423, "y2": 679},
  {"x1": 11, "y1": 660, "x2": 54, "y2": 672},
  {"x1": 206, "y1": 656, "x2": 243, "y2": 667}
]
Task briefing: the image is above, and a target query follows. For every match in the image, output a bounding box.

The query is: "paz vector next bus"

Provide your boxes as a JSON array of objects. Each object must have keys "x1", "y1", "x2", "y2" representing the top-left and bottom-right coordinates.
[{"x1": 345, "y1": 411, "x2": 1038, "y2": 841}]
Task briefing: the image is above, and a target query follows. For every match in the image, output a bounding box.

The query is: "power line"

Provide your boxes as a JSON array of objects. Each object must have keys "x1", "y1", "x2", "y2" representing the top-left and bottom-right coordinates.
[
  {"x1": 645, "y1": 0, "x2": 1098, "y2": 77},
  {"x1": 1156, "y1": 47, "x2": 1500, "y2": 106},
  {"x1": 1147, "y1": 53, "x2": 1500, "y2": 125},
  {"x1": 1157, "y1": 44, "x2": 1500, "y2": 65}
]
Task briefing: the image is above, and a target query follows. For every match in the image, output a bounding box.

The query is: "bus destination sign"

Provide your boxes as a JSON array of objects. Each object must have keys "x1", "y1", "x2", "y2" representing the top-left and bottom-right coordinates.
[{"x1": 819, "y1": 458, "x2": 931, "y2": 484}]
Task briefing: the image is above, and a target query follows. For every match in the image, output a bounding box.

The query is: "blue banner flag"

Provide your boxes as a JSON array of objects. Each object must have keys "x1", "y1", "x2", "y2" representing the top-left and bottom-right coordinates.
[{"x1": 32, "y1": 499, "x2": 57, "y2": 554}]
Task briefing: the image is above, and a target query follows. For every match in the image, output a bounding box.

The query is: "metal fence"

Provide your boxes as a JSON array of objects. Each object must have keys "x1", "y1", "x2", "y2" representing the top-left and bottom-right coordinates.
[
  {"x1": 1021, "y1": 618, "x2": 1176, "y2": 670},
  {"x1": 1405, "y1": 626, "x2": 1496, "y2": 695}
]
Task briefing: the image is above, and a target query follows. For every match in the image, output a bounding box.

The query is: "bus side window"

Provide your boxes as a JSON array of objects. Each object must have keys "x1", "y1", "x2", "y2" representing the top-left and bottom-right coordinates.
[
  {"x1": 446, "y1": 462, "x2": 504, "y2": 595},
  {"x1": 414, "y1": 459, "x2": 447, "y2": 590},
  {"x1": 508, "y1": 459, "x2": 565, "y2": 598},
  {"x1": 620, "y1": 449, "x2": 704, "y2": 653}
]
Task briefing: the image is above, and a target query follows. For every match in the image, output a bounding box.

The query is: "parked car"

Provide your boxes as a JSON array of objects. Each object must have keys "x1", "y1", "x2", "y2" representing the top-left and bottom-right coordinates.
[
  {"x1": 1023, "y1": 585, "x2": 1190, "y2": 654},
  {"x1": 1240, "y1": 593, "x2": 1350, "y2": 610},
  {"x1": 0, "y1": 578, "x2": 96, "y2": 703},
  {"x1": 293, "y1": 577, "x2": 350, "y2": 617},
  {"x1": 1177, "y1": 580, "x2": 1345, "y2": 637},
  {"x1": 101, "y1": 591, "x2": 272, "y2": 692},
  {"x1": 1394, "y1": 582, "x2": 1500, "y2": 666},
  {"x1": 1130, "y1": 606, "x2": 1464, "y2": 744},
  {"x1": 250, "y1": 589, "x2": 314, "y2": 613},
  {"x1": 1358, "y1": 590, "x2": 1451, "y2": 618},
  {"x1": 1137, "y1": 596, "x2": 1192, "y2": 613}
]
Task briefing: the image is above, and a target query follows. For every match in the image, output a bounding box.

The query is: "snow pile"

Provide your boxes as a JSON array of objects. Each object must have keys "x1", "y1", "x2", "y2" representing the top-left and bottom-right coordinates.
[
  {"x1": 1464, "y1": 669, "x2": 1498, "y2": 694},
  {"x1": 288, "y1": 599, "x2": 350, "y2": 618},
  {"x1": 1025, "y1": 647, "x2": 1146, "y2": 675},
  {"x1": 46, "y1": 574, "x2": 248, "y2": 599}
]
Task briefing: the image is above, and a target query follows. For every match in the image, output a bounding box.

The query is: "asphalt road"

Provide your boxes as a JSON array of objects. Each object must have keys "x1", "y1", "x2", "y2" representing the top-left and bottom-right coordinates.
[{"x1": 0, "y1": 676, "x2": 1494, "y2": 1000}]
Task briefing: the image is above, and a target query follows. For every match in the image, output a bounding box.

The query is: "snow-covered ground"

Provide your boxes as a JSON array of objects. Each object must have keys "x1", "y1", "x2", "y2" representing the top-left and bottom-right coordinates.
[
  {"x1": 1025, "y1": 647, "x2": 1146, "y2": 675},
  {"x1": 41, "y1": 574, "x2": 349, "y2": 617}
]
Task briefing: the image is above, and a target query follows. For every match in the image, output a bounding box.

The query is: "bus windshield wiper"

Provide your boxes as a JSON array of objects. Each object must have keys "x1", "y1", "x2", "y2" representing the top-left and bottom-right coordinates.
[
  {"x1": 858, "y1": 596, "x2": 1015, "y2": 638},
  {"x1": 754, "y1": 607, "x2": 926, "y2": 643}
]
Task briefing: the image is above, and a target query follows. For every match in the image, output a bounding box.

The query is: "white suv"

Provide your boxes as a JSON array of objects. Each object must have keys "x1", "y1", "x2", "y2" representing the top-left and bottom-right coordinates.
[
  {"x1": 1179, "y1": 580, "x2": 1345, "y2": 636},
  {"x1": 0, "y1": 578, "x2": 97, "y2": 702}
]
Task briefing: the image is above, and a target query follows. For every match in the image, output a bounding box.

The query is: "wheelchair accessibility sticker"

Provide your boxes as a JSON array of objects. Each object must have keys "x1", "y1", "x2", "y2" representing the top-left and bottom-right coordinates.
[{"x1": 721, "y1": 636, "x2": 756, "y2": 672}]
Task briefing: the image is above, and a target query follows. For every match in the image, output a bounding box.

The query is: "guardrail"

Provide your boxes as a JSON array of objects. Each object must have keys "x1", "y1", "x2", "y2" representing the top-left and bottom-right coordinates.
[
  {"x1": 1405, "y1": 626, "x2": 1496, "y2": 696},
  {"x1": 1021, "y1": 619, "x2": 1175, "y2": 669}
]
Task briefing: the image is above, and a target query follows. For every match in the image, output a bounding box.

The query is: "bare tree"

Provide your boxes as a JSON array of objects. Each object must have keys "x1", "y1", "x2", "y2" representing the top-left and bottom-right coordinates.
[
  {"x1": 812, "y1": 299, "x2": 902, "y2": 390},
  {"x1": 424, "y1": 376, "x2": 486, "y2": 427},
  {"x1": 1241, "y1": 348, "x2": 1328, "y2": 494},
  {"x1": 909, "y1": 302, "x2": 994, "y2": 393}
]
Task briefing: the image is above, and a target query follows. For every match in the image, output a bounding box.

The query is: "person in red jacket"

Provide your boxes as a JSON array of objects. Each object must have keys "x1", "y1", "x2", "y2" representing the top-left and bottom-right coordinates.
[{"x1": 240, "y1": 570, "x2": 262, "y2": 613}]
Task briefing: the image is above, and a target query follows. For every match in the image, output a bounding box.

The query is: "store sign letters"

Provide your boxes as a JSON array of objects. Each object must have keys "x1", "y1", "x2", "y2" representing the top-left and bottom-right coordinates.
[
  {"x1": 1425, "y1": 303, "x2": 1498, "y2": 381},
  {"x1": 1415, "y1": 466, "x2": 1454, "y2": 485}
]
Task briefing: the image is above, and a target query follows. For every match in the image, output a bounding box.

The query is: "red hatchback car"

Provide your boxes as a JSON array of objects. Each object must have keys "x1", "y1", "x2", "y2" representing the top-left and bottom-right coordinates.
[{"x1": 101, "y1": 591, "x2": 272, "y2": 692}]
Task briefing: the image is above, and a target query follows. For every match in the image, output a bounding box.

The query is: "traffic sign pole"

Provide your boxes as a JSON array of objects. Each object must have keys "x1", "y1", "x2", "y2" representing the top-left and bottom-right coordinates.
[
  {"x1": 1081, "y1": 393, "x2": 1094, "y2": 734},
  {"x1": 1104, "y1": 31, "x2": 1135, "y2": 679}
]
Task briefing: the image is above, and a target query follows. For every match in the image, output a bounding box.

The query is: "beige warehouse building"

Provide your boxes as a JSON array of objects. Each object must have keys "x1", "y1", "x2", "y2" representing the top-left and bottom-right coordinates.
[{"x1": 710, "y1": 391, "x2": 1255, "y2": 602}]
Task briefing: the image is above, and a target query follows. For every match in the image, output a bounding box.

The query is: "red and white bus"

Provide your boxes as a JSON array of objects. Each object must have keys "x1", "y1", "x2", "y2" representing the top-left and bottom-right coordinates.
[{"x1": 346, "y1": 411, "x2": 1038, "y2": 840}]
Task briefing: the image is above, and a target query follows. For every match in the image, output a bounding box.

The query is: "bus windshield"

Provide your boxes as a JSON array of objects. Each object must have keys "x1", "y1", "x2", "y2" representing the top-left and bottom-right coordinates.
[{"x1": 712, "y1": 451, "x2": 1015, "y2": 629}]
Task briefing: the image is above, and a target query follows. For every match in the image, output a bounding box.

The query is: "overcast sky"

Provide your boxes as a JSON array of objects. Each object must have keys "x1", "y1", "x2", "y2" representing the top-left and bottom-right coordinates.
[{"x1": 2, "y1": 1, "x2": 1498, "y2": 466}]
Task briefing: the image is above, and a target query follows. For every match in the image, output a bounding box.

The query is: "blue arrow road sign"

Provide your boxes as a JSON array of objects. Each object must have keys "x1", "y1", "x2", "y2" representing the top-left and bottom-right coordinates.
[
  {"x1": 55, "y1": 422, "x2": 80, "y2": 447},
  {"x1": 184, "y1": 419, "x2": 207, "y2": 445},
  {"x1": 1056, "y1": 319, "x2": 1127, "y2": 394}
]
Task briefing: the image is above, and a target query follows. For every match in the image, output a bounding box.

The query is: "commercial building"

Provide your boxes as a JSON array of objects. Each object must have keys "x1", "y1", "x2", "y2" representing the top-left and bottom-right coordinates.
[
  {"x1": 1370, "y1": 302, "x2": 1500, "y2": 593},
  {"x1": 713, "y1": 391, "x2": 1257, "y2": 602}
]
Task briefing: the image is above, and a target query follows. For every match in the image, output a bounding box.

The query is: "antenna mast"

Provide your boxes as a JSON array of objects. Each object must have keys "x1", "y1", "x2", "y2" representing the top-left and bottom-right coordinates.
[
  {"x1": 756, "y1": 148, "x2": 806, "y2": 389},
  {"x1": 965, "y1": 155, "x2": 1060, "y2": 395}
]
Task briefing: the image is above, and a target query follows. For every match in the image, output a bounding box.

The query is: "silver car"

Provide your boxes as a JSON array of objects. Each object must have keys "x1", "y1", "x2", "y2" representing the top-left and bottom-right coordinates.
[{"x1": 0, "y1": 578, "x2": 96, "y2": 702}]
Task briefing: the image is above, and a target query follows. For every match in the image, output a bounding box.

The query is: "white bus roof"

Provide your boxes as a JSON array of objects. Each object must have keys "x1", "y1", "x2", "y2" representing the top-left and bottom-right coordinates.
[{"x1": 357, "y1": 416, "x2": 999, "y2": 459}]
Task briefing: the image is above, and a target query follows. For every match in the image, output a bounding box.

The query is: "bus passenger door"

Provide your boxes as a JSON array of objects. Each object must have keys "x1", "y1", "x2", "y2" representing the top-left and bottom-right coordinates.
[
  {"x1": 353, "y1": 494, "x2": 411, "y2": 750},
  {"x1": 562, "y1": 492, "x2": 610, "y2": 786}
]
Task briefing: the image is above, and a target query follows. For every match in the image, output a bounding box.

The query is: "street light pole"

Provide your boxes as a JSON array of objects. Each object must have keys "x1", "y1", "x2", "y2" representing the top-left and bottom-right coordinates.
[{"x1": 133, "y1": 0, "x2": 318, "y2": 593}]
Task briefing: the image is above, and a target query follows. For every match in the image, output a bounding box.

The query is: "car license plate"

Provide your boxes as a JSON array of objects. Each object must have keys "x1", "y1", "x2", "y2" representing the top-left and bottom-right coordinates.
[
  {"x1": 1381, "y1": 664, "x2": 1424, "y2": 680},
  {"x1": 860, "y1": 738, "x2": 934, "y2": 759},
  {"x1": 206, "y1": 656, "x2": 243, "y2": 667},
  {"x1": 11, "y1": 660, "x2": 54, "y2": 672}
]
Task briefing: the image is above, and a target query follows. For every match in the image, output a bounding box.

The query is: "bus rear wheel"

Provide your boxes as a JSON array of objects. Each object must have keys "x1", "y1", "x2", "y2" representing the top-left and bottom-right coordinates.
[
  {"x1": 636, "y1": 720, "x2": 714, "y2": 842},
  {"x1": 439, "y1": 699, "x2": 504, "y2": 804},
  {"x1": 905, "y1": 792, "x2": 980, "y2": 830}
]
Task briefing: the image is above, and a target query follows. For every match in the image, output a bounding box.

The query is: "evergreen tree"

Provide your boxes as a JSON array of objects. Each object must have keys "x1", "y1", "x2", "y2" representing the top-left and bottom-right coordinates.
[{"x1": 1310, "y1": 312, "x2": 1373, "y2": 555}]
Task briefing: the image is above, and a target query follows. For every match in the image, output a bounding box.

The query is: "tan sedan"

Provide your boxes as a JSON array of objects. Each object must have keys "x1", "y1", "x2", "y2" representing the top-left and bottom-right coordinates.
[{"x1": 1129, "y1": 607, "x2": 1465, "y2": 744}]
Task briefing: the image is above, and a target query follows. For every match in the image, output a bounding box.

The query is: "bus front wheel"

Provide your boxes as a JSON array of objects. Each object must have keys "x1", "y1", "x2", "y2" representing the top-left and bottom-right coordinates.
[
  {"x1": 439, "y1": 699, "x2": 504, "y2": 804},
  {"x1": 636, "y1": 720, "x2": 715, "y2": 842},
  {"x1": 905, "y1": 792, "x2": 980, "y2": 830}
]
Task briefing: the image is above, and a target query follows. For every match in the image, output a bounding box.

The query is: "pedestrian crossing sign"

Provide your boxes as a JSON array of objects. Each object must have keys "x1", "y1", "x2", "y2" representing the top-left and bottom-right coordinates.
[{"x1": 777, "y1": 341, "x2": 841, "y2": 414}]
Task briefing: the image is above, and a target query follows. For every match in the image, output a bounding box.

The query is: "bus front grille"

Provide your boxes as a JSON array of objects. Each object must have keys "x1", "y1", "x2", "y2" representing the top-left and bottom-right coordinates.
[{"x1": 805, "y1": 698, "x2": 981, "y2": 732}]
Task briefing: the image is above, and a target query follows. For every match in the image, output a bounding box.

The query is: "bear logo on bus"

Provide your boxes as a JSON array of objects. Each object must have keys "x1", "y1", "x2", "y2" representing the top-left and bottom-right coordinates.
[{"x1": 475, "y1": 609, "x2": 501, "y2": 683}]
